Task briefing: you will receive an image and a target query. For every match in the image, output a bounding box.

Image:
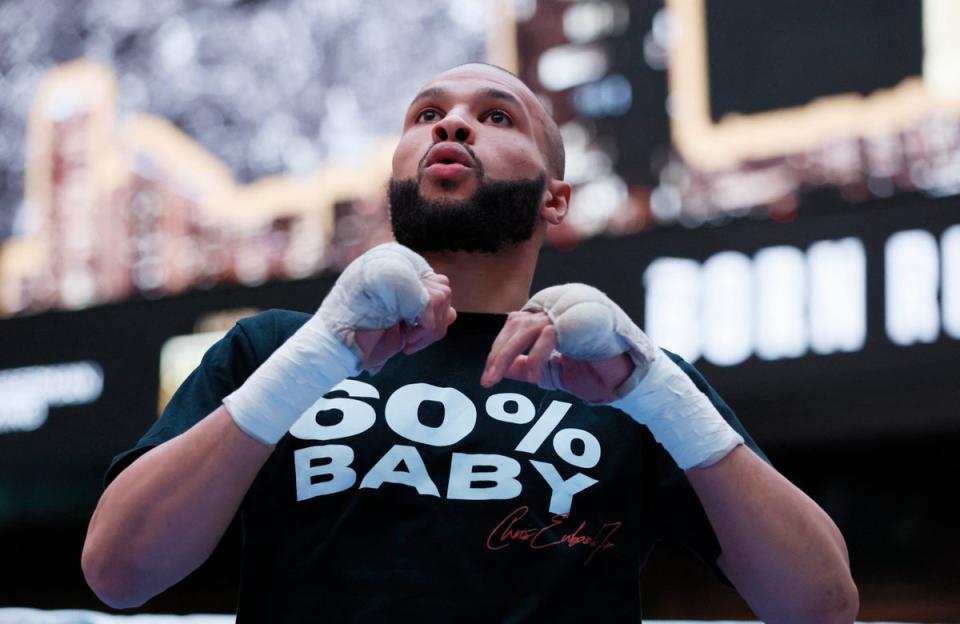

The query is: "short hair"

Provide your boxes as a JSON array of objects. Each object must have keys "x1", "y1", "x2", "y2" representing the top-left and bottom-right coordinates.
[
  {"x1": 454, "y1": 63, "x2": 566, "y2": 180},
  {"x1": 539, "y1": 109, "x2": 566, "y2": 181}
]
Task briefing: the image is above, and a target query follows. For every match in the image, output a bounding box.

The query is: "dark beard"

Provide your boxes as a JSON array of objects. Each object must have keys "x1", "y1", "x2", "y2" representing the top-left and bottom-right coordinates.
[{"x1": 388, "y1": 174, "x2": 546, "y2": 253}]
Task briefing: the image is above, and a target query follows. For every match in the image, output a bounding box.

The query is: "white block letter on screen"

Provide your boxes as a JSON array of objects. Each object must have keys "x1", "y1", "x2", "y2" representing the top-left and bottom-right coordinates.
[
  {"x1": 886, "y1": 230, "x2": 940, "y2": 345},
  {"x1": 943, "y1": 225, "x2": 960, "y2": 339},
  {"x1": 701, "y1": 251, "x2": 752, "y2": 366},
  {"x1": 643, "y1": 257, "x2": 701, "y2": 362},
  {"x1": 754, "y1": 246, "x2": 807, "y2": 359},
  {"x1": 808, "y1": 238, "x2": 867, "y2": 354}
]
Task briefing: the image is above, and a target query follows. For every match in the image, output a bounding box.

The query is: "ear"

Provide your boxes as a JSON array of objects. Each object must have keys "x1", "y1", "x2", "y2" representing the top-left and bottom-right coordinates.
[{"x1": 540, "y1": 179, "x2": 572, "y2": 226}]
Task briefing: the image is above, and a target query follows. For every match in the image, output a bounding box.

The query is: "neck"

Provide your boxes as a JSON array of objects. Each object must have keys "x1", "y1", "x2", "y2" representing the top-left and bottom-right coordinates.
[{"x1": 422, "y1": 240, "x2": 540, "y2": 314}]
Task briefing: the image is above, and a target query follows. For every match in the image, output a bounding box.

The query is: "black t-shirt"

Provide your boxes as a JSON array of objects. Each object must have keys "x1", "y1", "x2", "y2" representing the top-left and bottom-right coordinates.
[{"x1": 107, "y1": 310, "x2": 767, "y2": 623}]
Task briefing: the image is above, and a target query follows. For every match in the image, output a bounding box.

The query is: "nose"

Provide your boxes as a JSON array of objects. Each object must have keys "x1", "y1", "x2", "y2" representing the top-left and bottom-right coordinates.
[{"x1": 432, "y1": 113, "x2": 472, "y2": 144}]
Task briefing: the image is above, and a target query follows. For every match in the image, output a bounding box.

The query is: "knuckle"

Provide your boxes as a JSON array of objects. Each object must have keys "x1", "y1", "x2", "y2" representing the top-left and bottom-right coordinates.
[{"x1": 506, "y1": 314, "x2": 525, "y2": 327}]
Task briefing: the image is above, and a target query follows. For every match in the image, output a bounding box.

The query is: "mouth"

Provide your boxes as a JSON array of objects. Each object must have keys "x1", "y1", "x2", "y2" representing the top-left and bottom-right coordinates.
[{"x1": 423, "y1": 143, "x2": 475, "y2": 170}]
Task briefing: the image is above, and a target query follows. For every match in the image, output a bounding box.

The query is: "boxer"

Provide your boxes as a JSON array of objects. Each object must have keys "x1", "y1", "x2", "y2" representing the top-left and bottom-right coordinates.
[{"x1": 83, "y1": 64, "x2": 857, "y2": 623}]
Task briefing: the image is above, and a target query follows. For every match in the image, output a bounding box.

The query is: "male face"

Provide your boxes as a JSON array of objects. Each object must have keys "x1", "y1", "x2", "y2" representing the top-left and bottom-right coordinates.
[{"x1": 389, "y1": 64, "x2": 560, "y2": 253}]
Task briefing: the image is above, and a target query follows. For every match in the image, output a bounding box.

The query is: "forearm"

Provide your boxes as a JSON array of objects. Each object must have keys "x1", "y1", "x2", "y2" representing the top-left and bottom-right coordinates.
[
  {"x1": 687, "y1": 445, "x2": 858, "y2": 623},
  {"x1": 82, "y1": 406, "x2": 272, "y2": 608},
  {"x1": 80, "y1": 244, "x2": 448, "y2": 609},
  {"x1": 485, "y1": 284, "x2": 856, "y2": 620}
]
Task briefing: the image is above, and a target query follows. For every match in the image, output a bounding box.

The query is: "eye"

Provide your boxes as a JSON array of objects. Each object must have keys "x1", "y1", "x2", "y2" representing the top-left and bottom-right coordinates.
[
  {"x1": 415, "y1": 109, "x2": 441, "y2": 123},
  {"x1": 485, "y1": 110, "x2": 513, "y2": 126}
]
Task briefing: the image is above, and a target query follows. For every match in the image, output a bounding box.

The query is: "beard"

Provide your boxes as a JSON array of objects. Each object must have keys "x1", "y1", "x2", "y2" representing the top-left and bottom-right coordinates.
[{"x1": 388, "y1": 172, "x2": 547, "y2": 254}]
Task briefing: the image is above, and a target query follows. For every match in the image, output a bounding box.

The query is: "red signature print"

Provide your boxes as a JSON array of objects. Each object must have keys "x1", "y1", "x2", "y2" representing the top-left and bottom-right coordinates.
[{"x1": 485, "y1": 505, "x2": 621, "y2": 565}]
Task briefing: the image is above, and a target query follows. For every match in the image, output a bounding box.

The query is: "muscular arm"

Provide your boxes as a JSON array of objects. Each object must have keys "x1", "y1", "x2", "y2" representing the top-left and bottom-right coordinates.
[
  {"x1": 82, "y1": 406, "x2": 271, "y2": 608},
  {"x1": 482, "y1": 288, "x2": 858, "y2": 623},
  {"x1": 687, "y1": 445, "x2": 858, "y2": 624},
  {"x1": 82, "y1": 243, "x2": 455, "y2": 609}
]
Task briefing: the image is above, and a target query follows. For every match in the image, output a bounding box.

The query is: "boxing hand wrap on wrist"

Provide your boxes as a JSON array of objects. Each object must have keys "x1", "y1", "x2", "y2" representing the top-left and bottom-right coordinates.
[
  {"x1": 223, "y1": 319, "x2": 360, "y2": 445},
  {"x1": 223, "y1": 243, "x2": 434, "y2": 445},
  {"x1": 524, "y1": 283, "x2": 743, "y2": 469},
  {"x1": 611, "y1": 352, "x2": 744, "y2": 470}
]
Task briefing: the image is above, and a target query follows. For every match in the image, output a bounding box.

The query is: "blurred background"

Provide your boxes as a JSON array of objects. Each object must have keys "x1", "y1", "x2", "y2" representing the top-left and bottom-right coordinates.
[{"x1": 1, "y1": 0, "x2": 959, "y2": 620}]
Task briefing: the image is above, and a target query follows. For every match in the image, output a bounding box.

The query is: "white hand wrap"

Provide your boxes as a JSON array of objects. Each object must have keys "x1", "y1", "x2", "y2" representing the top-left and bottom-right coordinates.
[
  {"x1": 523, "y1": 284, "x2": 659, "y2": 395},
  {"x1": 223, "y1": 243, "x2": 433, "y2": 445},
  {"x1": 610, "y1": 352, "x2": 744, "y2": 469},
  {"x1": 317, "y1": 243, "x2": 434, "y2": 356},
  {"x1": 524, "y1": 283, "x2": 743, "y2": 469}
]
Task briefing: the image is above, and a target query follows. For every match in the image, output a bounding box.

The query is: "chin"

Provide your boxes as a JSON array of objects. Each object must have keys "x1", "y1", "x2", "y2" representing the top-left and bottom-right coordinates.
[{"x1": 420, "y1": 179, "x2": 477, "y2": 198}]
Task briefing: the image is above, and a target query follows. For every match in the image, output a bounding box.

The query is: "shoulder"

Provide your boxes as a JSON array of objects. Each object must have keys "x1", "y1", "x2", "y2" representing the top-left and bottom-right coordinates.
[
  {"x1": 660, "y1": 347, "x2": 771, "y2": 466},
  {"x1": 658, "y1": 348, "x2": 727, "y2": 412},
  {"x1": 661, "y1": 347, "x2": 691, "y2": 370},
  {"x1": 661, "y1": 348, "x2": 711, "y2": 392},
  {"x1": 235, "y1": 308, "x2": 311, "y2": 345},
  {"x1": 208, "y1": 309, "x2": 311, "y2": 368}
]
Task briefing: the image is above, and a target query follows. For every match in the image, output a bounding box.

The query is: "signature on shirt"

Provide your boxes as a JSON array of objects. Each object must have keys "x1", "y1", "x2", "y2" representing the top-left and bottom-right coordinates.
[{"x1": 485, "y1": 505, "x2": 621, "y2": 565}]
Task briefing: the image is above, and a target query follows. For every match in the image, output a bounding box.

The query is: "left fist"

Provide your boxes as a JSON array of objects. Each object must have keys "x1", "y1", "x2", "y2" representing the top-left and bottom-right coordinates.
[{"x1": 480, "y1": 284, "x2": 657, "y2": 403}]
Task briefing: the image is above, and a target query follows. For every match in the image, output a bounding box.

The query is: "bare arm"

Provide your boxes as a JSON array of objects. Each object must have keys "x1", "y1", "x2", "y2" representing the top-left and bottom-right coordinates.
[
  {"x1": 81, "y1": 406, "x2": 271, "y2": 608},
  {"x1": 81, "y1": 319, "x2": 428, "y2": 609},
  {"x1": 481, "y1": 295, "x2": 858, "y2": 622},
  {"x1": 81, "y1": 247, "x2": 455, "y2": 609},
  {"x1": 687, "y1": 445, "x2": 858, "y2": 624}
]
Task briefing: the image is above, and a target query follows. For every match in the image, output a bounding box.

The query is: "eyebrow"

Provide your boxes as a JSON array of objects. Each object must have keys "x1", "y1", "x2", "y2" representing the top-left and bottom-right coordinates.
[{"x1": 407, "y1": 86, "x2": 525, "y2": 112}]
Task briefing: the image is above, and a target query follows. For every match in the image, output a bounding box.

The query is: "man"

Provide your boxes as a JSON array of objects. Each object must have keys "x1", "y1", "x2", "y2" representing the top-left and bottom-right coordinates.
[{"x1": 82, "y1": 64, "x2": 858, "y2": 622}]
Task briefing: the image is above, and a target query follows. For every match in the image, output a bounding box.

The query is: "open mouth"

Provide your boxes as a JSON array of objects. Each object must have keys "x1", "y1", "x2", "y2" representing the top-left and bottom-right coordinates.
[{"x1": 424, "y1": 144, "x2": 475, "y2": 169}]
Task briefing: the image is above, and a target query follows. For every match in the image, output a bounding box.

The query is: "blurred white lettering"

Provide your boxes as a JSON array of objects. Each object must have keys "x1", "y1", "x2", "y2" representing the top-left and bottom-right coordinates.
[
  {"x1": 754, "y1": 246, "x2": 807, "y2": 359},
  {"x1": 644, "y1": 257, "x2": 701, "y2": 362},
  {"x1": 701, "y1": 251, "x2": 753, "y2": 366},
  {"x1": 942, "y1": 225, "x2": 960, "y2": 339},
  {"x1": 643, "y1": 237, "x2": 870, "y2": 365},
  {"x1": 0, "y1": 361, "x2": 104, "y2": 433},
  {"x1": 645, "y1": 228, "x2": 960, "y2": 361},
  {"x1": 808, "y1": 238, "x2": 867, "y2": 354},
  {"x1": 886, "y1": 230, "x2": 940, "y2": 345}
]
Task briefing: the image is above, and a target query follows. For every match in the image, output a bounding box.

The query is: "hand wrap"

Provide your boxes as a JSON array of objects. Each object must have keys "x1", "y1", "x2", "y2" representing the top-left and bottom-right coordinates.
[
  {"x1": 223, "y1": 243, "x2": 433, "y2": 445},
  {"x1": 524, "y1": 283, "x2": 743, "y2": 469}
]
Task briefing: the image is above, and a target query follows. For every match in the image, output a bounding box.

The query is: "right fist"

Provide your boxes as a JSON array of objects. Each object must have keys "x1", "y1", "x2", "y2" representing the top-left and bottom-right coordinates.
[{"x1": 318, "y1": 243, "x2": 456, "y2": 371}]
